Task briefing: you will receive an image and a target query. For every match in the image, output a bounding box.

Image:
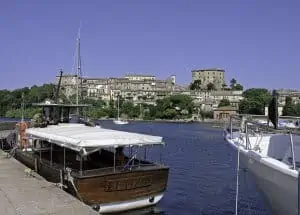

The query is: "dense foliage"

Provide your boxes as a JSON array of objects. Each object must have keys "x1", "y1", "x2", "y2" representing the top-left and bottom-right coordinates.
[
  {"x1": 282, "y1": 96, "x2": 300, "y2": 116},
  {"x1": 218, "y1": 99, "x2": 231, "y2": 107},
  {"x1": 85, "y1": 94, "x2": 195, "y2": 120},
  {"x1": 0, "y1": 84, "x2": 196, "y2": 120},
  {"x1": 230, "y1": 78, "x2": 244, "y2": 91},
  {"x1": 239, "y1": 88, "x2": 272, "y2": 115},
  {"x1": 189, "y1": 80, "x2": 202, "y2": 90},
  {"x1": 0, "y1": 84, "x2": 55, "y2": 118},
  {"x1": 207, "y1": 83, "x2": 216, "y2": 91}
]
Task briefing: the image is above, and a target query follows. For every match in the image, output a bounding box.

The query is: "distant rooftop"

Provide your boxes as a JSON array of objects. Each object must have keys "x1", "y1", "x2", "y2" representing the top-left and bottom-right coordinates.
[
  {"x1": 125, "y1": 73, "x2": 155, "y2": 77},
  {"x1": 276, "y1": 89, "x2": 300, "y2": 93},
  {"x1": 56, "y1": 74, "x2": 77, "y2": 77},
  {"x1": 215, "y1": 106, "x2": 237, "y2": 111},
  {"x1": 192, "y1": 68, "x2": 225, "y2": 72},
  {"x1": 33, "y1": 100, "x2": 90, "y2": 108}
]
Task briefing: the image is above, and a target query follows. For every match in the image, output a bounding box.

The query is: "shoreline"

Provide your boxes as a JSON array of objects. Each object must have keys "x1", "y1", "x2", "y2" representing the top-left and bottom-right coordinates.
[
  {"x1": 0, "y1": 117, "x2": 226, "y2": 128},
  {"x1": 96, "y1": 118, "x2": 226, "y2": 126}
]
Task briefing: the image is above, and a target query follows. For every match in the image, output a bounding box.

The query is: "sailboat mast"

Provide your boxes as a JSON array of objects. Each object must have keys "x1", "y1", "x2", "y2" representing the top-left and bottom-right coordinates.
[
  {"x1": 76, "y1": 24, "x2": 82, "y2": 114},
  {"x1": 21, "y1": 93, "x2": 24, "y2": 122},
  {"x1": 117, "y1": 95, "x2": 120, "y2": 119}
]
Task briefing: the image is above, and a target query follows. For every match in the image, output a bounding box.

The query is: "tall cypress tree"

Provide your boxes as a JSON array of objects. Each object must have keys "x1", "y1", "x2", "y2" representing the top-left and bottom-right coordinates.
[{"x1": 268, "y1": 90, "x2": 278, "y2": 129}]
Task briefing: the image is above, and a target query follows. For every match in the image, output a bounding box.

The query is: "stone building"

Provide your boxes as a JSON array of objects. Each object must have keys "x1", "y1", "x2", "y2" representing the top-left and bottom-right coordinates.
[
  {"x1": 276, "y1": 89, "x2": 300, "y2": 106},
  {"x1": 213, "y1": 106, "x2": 238, "y2": 120},
  {"x1": 55, "y1": 73, "x2": 181, "y2": 104},
  {"x1": 55, "y1": 72, "x2": 244, "y2": 111},
  {"x1": 125, "y1": 74, "x2": 155, "y2": 81},
  {"x1": 191, "y1": 90, "x2": 243, "y2": 111},
  {"x1": 191, "y1": 68, "x2": 225, "y2": 90}
]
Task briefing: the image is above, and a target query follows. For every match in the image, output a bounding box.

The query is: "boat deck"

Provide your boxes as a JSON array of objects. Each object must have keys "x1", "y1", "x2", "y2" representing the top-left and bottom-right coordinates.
[{"x1": 0, "y1": 150, "x2": 98, "y2": 215}]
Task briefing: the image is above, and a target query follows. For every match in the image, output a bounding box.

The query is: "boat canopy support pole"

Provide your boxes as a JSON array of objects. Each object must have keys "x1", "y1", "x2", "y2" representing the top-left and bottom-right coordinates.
[
  {"x1": 245, "y1": 123, "x2": 249, "y2": 150},
  {"x1": 297, "y1": 172, "x2": 300, "y2": 215},
  {"x1": 63, "y1": 148, "x2": 66, "y2": 170},
  {"x1": 50, "y1": 143, "x2": 53, "y2": 166},
  {"x1": 144, "y1": 147, "x2": 147, "y2": 161},
  {"x1": 80, "y1": 155, "x2": 83, "y2": 176},
  {"x1": 160, "y1": 145, "x2": 163, "y2": 164},
  {"x1": 113, "y1": 147, "x2": 116, "y2": 173},
  {"x1": 230, "y1": 117, "x2": 233, "y2": 139},
  {"x1": 39, "y1": 142, "x2": 42, "y2": 162},
  {"x1": 138, "y1": 146, "x2": 141, "y2": 168},
  {"x1": 289, "y1": 131, "x2": 296, "y2": 170}
]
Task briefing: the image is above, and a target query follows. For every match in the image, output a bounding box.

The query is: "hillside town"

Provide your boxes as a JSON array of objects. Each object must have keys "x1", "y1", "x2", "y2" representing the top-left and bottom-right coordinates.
[
  {"x1": 55, "y1": 68, "x2": 242, "y2": 118},
  {"x1": 54, "y1": 68, "x2": 300, "y2": 120}
]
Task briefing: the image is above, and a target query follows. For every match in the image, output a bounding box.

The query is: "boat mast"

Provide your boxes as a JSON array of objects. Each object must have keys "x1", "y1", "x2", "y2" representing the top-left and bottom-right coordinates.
[
  {"x1": 117, "y1": 94, "x2": 120, "y2": 120},
  {"x1": 21, "y1": 93, "x2": 25, "y2": 122},
  {"x1": 76, "y1": 23, "x2": 82, "y2": 114}
]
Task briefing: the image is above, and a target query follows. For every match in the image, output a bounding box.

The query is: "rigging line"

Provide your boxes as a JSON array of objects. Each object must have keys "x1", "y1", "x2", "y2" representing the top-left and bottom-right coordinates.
[
  {"x1": 241, "y1": 166, "x2": 252, "y2": 215},
  {"x1": 235, "y1": 137, "x2": 241, "y2": 215}
]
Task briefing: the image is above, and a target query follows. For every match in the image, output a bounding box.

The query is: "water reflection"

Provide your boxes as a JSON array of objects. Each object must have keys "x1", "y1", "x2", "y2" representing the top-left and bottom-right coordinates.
[
  {"x1": 115, "y1": 206, "x2": 166, "y2": 215},
  {"x1": 97, "y1": 120, "x2": 271, "y2": 215}
]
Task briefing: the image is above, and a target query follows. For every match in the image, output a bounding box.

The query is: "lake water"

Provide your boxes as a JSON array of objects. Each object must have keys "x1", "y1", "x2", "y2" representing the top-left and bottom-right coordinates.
[
  {"x1": 1, "y1": 118, "x2": 272, "y2": 214},
  {"x1": 97, "y1": 120, "x2": 272, "y2": 215}
]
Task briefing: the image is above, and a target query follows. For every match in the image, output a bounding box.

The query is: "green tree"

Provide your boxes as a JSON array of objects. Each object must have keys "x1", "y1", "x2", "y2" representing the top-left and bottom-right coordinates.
[
  {"x1": 234, "y1": 84, "x2": 243, "y2": 91},
  {"x1": 239, "y1": 88, "x2": 271, "y2": 115},
  {"x1": 218, "y1": 99, "x2": 231, "y2": 107},
  {"x1": 200, "y1": 110, "x2": 213, "y2": 120},
  {"x1": 163, "y1": 109, "x2": 178, "y2": 119},
  {"x1": 189, "y1": 80, "x2": 202, "y2": 90},
  {"x1": 282, "y1": 96, "x2": 295, "y2": 116},
  {"x1": 120, "y1": 101, "x2": 140, "y2": 118},
  {"x1": 155, "y1": 95, "x2": 194, "y2": 119},
  {"x1": 0, "y1": 84, "x2": 55, "y2": 117},
  {"x1": 268, "y1": 95, "x2": 278, "y2": 129},
  {"x1": 207, "y1": 83, "x2": 216, "y2": 91},
  {"x1": 230, "y1": 78, "x2": 237, "y2": 88},
  {"x1": 230, "y1": 78, "x2": 244, "y2": 91}
]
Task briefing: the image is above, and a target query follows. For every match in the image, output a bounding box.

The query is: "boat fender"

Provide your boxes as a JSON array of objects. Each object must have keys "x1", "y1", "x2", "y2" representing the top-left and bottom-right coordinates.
[
  {"x1": 149, "y1": 196, "x2": 155, "y2": 203},
  {"x1": 91, "y1": 204, "x2": 100, "y2": 212}
]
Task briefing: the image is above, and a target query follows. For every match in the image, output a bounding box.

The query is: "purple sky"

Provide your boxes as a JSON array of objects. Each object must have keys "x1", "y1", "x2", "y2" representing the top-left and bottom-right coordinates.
[{"x1": 1, "y1": 0, "x2": 299, "y2": 90}]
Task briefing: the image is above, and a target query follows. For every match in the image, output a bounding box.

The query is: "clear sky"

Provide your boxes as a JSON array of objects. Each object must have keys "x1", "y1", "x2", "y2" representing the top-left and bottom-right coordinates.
[{"x1": 1, "y1": 0, "x2": 299, "y2": 90}]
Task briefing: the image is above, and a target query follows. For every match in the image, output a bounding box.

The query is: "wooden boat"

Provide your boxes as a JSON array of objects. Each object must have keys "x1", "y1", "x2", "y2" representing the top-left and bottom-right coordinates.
[{"x1": 13, "y1": 102, "x2": 169, "y2": 213}]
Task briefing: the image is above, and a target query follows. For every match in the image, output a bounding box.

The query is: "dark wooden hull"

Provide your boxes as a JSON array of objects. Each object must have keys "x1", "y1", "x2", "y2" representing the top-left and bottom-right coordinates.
[
  {"x1": 13, "y1": 149, "x2": 169, "y2": 212},
  {"x1": 73, "y1": 167, "x2": 169, "y2": 205},
  {"x1": 14, "y1": 149, "x2": 62, "y2": 183}
]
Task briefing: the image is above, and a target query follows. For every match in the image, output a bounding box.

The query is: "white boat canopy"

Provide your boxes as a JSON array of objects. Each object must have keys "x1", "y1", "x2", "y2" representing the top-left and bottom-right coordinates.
[{"x1": 25, "y1": 124, "x2": 164, "y2": 153}]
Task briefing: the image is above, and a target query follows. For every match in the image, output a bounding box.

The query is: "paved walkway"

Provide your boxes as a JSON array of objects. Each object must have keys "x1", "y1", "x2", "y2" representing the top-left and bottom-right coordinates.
[{"x1": 0, "y1": 151, "x2": 98, "y2": 215}]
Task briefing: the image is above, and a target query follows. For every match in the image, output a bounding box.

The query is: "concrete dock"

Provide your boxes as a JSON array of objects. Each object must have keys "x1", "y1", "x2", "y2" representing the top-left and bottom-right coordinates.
[{"x1": 0, "y1": 151, "x2": 98, "y2": 215}]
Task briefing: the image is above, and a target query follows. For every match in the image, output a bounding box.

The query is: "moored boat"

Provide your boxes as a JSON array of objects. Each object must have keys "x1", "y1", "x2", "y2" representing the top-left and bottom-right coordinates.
[
  {"x1": 13, "y1": 102, "x2": 169, "y2": 213},
  {"x1": 224, "y1": 115, "x2": 300, "y2": 215}
]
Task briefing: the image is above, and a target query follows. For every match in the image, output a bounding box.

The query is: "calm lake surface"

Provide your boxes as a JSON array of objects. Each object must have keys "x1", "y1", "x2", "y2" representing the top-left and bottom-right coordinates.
[
  {"x1": 98, "y1": 120, "x2": 272, "y2": 215},
  {"x1": 0, "y1": 118, "x2": 272, "y2": 214}
]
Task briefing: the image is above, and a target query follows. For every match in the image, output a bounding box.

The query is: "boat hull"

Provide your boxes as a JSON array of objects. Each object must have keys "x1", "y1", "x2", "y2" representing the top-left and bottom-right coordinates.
[
  {"x1": 14, "y1": 149, "x2": 169, "y2": 213},
  {"x1": 113, "y1": 120, "x2": 129, "y2": 125},
  {"x1": 248, "y1": 159, "x2": 297, "y2": 215},
  {"x1": 73, "y1": 167, "x2": 169, "y2": 213},
  {"x1": 94, "y1": 193, "x2": 163, "y2": 213},
  {"x1": 224, "y1": 136, "x2": 299, "y2": 215}
]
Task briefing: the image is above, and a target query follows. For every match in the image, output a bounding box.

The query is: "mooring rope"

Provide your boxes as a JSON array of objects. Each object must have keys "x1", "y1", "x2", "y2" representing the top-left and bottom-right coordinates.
[{"x1": 65, "y1": 168, "x2": 84, "y2": 202}]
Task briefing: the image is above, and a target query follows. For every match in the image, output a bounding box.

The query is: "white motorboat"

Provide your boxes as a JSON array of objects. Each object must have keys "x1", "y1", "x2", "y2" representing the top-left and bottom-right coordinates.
[{"x1": 224, "y1": 116, "x2": 300, "y2": 215}]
